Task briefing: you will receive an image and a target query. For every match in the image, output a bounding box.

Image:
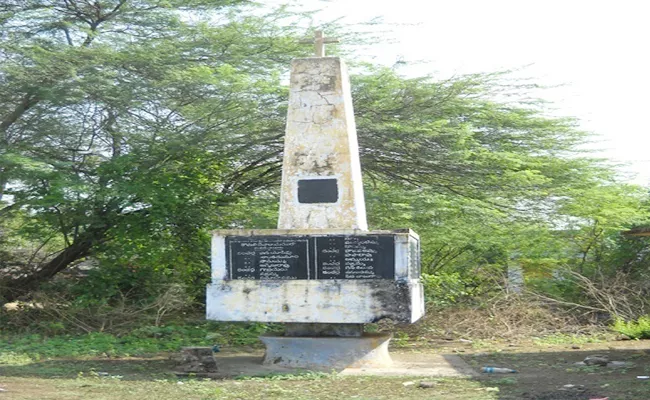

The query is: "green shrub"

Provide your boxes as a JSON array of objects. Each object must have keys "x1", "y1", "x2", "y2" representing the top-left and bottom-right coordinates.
[
  {"x1": 421, "y1": 272, "x2": 468, "y2": 306},
  {"x1": 612, "y1": 316, "x2": 650, "y2": 339}
]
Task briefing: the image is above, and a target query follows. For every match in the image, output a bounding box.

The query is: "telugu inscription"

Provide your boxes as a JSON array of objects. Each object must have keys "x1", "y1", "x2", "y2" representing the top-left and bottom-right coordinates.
[
  {"x1": 226, "y1": 235, "x2": 395, "y2": 280},
  {"x1": 228, "y1": 237, "x2": 309, "y2": 280}
]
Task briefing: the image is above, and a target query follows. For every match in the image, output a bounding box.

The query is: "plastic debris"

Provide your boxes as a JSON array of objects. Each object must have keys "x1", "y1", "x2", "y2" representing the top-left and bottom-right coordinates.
[
  {"x1": 637, "y1": 376, "x2": 650, "y2": 380},
  {"x1": 482, "y1": 367, "x2": 517, "y2": 373},
  {"x1": 402, "y1": 381, "x2": 415, "y2": 387}
]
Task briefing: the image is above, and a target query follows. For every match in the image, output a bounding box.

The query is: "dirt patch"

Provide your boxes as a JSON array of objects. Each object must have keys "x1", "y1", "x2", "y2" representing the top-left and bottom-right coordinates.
[{"x1": 462, "y1": 340, "x2": 650, "y2": 400}]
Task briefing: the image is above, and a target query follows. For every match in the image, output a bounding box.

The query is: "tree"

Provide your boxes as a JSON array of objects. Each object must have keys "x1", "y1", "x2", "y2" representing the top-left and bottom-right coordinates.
[
  {"x1": 0, "y1": 1, "x2": 633, "y2": 303},
  {"x1": 0, "y1": 0, "x2": 305, "y2": 300}
]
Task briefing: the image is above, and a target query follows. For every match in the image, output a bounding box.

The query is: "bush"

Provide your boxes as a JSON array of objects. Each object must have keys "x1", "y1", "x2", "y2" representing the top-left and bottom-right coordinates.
[
  {"x1": 612, "y1": 316, "x2": 650, "y2": 339},
  {"x1": 421, "y1": 268, "x2": 502, "y2": 307}
]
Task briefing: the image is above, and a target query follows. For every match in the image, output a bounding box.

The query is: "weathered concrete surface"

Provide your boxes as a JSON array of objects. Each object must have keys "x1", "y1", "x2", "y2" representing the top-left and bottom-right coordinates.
[
  {"x1": 206, "y1": 229, "x2": 424, "y2": 324},
  {"x1": 206, "y1": 279, "x2": 423, "y2": 324},
  {"x1": 260, "y1": 333, "x2": 392, "y2": 370},
  {"x1": 278, "y1": 57, "x2": 367, "y2": 230},
  {"x1": 176, "y1": 351, "x2": 477, "y2": 378},
  {"x1": 284, "y1": 323, "x2": 363, "y2": 337}
]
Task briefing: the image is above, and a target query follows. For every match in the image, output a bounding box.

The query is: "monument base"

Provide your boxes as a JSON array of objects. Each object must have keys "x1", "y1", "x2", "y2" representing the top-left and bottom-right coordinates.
[
  {"x1": 259, "y1": 333, "x2": 392, "y2": 371},
  {"x1": 284, "y1": 323, "x2": 363, "y2": 337}
]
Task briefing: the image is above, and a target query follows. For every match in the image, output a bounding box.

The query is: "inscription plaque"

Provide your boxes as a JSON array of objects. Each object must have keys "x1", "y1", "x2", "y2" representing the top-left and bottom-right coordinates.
[
  {"x1": 297, "y1": 178, "x2": 338, "y2": 203},
  {"x1": 314, "y1": 236, "x2": 394, "y2": 279},
  {"x1": 227, "y1": 236, "x2": 310, "y2": 280},
  {"x1": 225, "y1": 235, "x2": 395, "y2": 280}
]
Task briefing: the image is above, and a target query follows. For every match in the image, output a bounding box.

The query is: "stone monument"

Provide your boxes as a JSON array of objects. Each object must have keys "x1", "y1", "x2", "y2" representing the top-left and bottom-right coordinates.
[{"x1": 206, "y1": 31, "x2": 424, "y2": 371}]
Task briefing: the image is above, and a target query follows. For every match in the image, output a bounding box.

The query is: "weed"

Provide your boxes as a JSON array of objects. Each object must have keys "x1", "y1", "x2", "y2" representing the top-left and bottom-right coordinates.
[
  {"x1": 489, "y1": 377, "x2": 517, "y2": 385},
  {"x1": 612, "y1": 316, "x2": 650, "y2": 339},
  {"x1": 566, "y1": 365, "x2": 600, "y2": 373},
  {"x1": 235, "y1": 371, "x2": 337, "y2": 381},
  {"x1": 392, "y1": 332, "x2": 410, "y2": 347},
  {"x1": 0, "y1": 321, "x2": 279, "y2": 360},
  {"x1": 533, "y1": 333, "x2": 603, "y2": 346},
  {"x1": 0, "y1": 351, "x2": 33, "y2": 366}
]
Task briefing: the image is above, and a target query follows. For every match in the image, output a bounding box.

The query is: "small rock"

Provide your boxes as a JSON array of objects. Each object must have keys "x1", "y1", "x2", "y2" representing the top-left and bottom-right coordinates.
[
  {"x1": 0, "y1": 387, "x2": 6, "y2": 392},
  {"x1": 419, "y1": 381, "x2": 438, "y2": 388},
  {"x1": 402, "y1": 381, "x2": 415, "y2": 387},
  {"x1": 616, "y1": 334, "x2": 632, "y2": 341},
  {"x1": 571, "y1": 345, "x2": 581, "y2": 349},
  {"x1": 584, "y1": 355, "x2": 609, "y2": 366}
]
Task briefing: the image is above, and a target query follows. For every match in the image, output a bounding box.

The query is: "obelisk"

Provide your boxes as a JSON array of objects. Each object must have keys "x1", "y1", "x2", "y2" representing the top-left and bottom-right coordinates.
[{"x1": 278, "y1": 33, "x2": 367, "y2": 231}]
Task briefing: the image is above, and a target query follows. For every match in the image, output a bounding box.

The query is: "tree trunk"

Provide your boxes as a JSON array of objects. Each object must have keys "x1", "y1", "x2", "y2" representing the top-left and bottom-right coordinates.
[
  {"x1": 0, "y1": 225, "x2": 108, "y2": 302},
  {"x1": 0, "y1": 94, "x2": 38, "y2": 135}
]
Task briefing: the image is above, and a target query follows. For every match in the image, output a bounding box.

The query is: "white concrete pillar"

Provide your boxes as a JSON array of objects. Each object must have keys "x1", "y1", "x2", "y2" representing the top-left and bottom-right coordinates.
[{"x1": 278, "y1": 57, "x2": 368, "y2": 230}]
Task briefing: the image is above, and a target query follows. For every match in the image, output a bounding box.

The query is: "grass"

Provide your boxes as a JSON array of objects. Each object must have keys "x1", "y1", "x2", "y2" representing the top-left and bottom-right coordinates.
[
  {"x1": 1, "y1": 338, "x2": 650, "y2": 399},
  {"x1": 2, "y1": 319, "x2": 650, "y2": 400},
  {"x1": 0, "y1": 322, "x2": 279, "y2": 362},
  {"x1": 0, "y1": 376, "x2": 497, "y2": 400},
  {"x1": 532, "y1": 332, "x2": 605, "y2": 346}
]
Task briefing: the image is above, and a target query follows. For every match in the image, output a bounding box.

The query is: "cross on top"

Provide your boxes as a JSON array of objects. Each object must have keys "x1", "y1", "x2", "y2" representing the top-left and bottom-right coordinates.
[{"x1": 299, "y1": 30, "x2": 340, "y2": 57}]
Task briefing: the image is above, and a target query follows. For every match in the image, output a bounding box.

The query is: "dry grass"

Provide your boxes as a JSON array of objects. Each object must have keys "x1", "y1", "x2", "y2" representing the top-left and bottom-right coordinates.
[{"x1": 400, "y1": 294, "x2": 605, "y2": 340}]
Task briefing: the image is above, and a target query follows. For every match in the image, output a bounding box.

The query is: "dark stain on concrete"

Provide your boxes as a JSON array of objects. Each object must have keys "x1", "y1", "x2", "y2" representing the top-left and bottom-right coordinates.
[{"x1": 367, "y1": 281, "x2": 413, "y2": 323}]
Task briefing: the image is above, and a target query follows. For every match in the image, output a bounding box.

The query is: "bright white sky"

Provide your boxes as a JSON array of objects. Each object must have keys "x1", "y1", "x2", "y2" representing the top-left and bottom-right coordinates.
[{"x1": 274, "y1": 0, "x2": 650, "y2": 185}]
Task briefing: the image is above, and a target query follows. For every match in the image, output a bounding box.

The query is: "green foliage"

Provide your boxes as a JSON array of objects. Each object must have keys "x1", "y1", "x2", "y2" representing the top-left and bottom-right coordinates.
[
  {"x1": 0, "y1": 1, "x2": 311, "y2": 298},
  {"x1": 421, "y1": 272, "x2": 470, "y2": 306},
  {"x1": 1, "y1": 0, "x2": 649, "y2": 323},
  {"x1": 0, "y1": 322, "x2": 278, "y2": 362},
  {"x1": 612, "y1": 316, "x2": 650, "y2": 339}
]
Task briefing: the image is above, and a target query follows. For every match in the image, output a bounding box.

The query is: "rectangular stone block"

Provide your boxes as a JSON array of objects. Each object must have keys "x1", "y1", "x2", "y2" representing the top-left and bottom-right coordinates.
[
  {"x1": 206, "y1": 228, "x2": 424, "y2": 324},
  {"x1": 206, "y1": 279, "x2": 423, "y2": 324}
]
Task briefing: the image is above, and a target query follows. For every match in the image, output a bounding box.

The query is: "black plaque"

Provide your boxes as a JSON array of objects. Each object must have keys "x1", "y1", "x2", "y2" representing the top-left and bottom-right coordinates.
[
  {"x1": 297, "y1": 179, "x2": 338, "y2": 203},
  {"x1": 226, "y1": 235, "x2": 395, "y2": 280},
  {"x1": 226, "y1": 236, "x2": 310, "y2": 280},
  {"x1": 315, "y1": 235, "x2": 394, "y2": 279}
]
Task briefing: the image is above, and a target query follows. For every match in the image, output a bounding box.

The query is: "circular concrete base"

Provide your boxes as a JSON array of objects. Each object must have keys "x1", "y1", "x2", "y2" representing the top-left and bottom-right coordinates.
[{"x1": 259, "y1": 333, "x2": 393, "y2": 371}]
